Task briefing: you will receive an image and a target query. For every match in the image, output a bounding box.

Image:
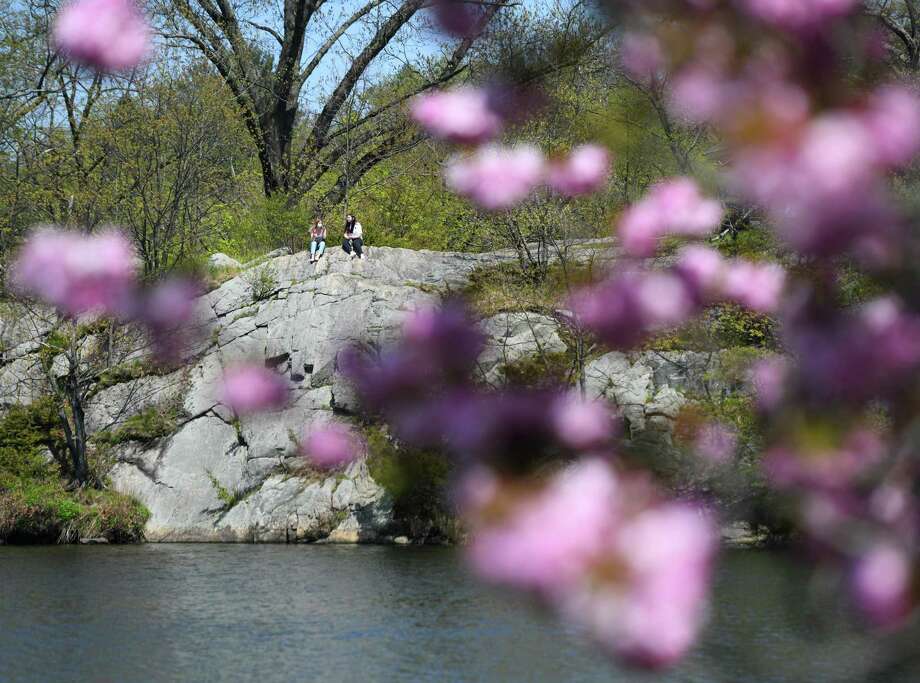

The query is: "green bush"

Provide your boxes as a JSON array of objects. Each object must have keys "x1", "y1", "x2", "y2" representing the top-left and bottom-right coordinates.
[
  {"x1": 244, "y1": 264, "x2": 278, "y2": 302},
  {"x1": 93, "y1": 404, "x2": 180, "y2": 446},
  {"x1": 365, "y1": 426, "x2": 457, "y2": 540},
  {"x1": 0, "y1": 480, "x2": 148, "y2": 543}
]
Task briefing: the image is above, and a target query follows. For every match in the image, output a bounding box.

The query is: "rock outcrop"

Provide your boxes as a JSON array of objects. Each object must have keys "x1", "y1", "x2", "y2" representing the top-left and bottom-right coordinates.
[
  {"x1": 85, "y1": 245, "x2": 516, "y2": 542},
  {"x1": 0, "y1": 240, "x2": 744, "y2": 542}
]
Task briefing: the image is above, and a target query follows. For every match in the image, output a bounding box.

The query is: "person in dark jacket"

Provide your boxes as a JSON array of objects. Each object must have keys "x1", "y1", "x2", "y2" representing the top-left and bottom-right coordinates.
[{"x1": 342, "y1": 214, "x2": 364, "y2": 260}]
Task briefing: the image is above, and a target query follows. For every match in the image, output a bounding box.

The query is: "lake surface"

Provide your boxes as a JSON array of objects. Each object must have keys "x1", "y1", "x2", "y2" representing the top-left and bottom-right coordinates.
[{"x1": 0, "y1": 545, "x2": 917, "y2": 683}]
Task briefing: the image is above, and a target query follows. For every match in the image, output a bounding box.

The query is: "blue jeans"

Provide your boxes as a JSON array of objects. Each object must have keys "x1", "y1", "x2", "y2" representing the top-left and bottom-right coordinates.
[{"x1": 310, "y1": 239, "x2": 325, "y2": 258}]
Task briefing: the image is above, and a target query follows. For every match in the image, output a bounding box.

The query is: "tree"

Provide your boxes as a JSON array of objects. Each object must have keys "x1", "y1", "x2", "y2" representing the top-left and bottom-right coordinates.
[{"x1": 158, "y1": 0, "x2": 510, "y2": 202}]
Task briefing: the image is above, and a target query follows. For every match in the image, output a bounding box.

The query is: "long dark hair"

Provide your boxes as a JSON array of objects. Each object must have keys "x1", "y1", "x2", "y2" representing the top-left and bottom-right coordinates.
[{"x1": 345, "y1": 214, "x2": 356, "y2": 231}]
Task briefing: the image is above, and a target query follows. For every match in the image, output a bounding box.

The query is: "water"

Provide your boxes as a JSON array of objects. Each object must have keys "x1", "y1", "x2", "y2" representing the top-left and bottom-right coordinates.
[{"x1": 0, "y1": 545, "x2": 917, "y2": 683}]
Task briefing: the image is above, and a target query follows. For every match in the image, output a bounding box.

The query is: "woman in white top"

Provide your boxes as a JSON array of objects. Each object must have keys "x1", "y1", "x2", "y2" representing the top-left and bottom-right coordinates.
[{"x1": 342, "y1": 214, "x2": 365, "y2": 260}]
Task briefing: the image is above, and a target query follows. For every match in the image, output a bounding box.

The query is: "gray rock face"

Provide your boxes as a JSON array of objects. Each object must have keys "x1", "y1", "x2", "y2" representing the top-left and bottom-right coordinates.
[
  {"x1": 0, "y1": 239, "x2": 733, "y2": 543},
  {"x1": 477, "y1": 312, "x2": 567, "y2": 384},
  {"x1": 102, "y1": 245, "x2": 515, "y2": 542},
  {"x1": 585, "y1": 350, "x2": 730, "y2": 449},
  {"x1": 207, "y1": 253, "x2": 243, "y2": 270}
]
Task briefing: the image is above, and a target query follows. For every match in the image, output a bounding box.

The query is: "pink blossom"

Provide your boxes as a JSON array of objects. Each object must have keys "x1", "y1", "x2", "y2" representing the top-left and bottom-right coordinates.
[
  {"x1": 52, "y1": 0, "x2": 151, "y2": 72},
  {"x1": 674, "y1": 245, "x2": 726, "y2": 298},
  {"x1": 669, "y1": 66, "x2": 728, "y2": 124},
  {"x1": 558, "y1": 502, "x2": 716, "y2": 669},
  {"x1": 618, "y1": 178, "x2": 723, "y2": 257},
  {"x1": 141, "y1": 278, "x2": 201, "y2": 362},
  {"x1": 722, "y1": 260, "x2": 785, "y2": 313},
  {"x1": 551, "y1": 394, "x2": 617, "y2": 451},
  {"x1": 739, "y1": 0, "x2": 861, "y2": 30},
  {"x1": 467, "y1": 458, "x2": 621, "y2": 594},
  {"x1": 445, "y1": 145, "x2": 545, "y2": 210},
  {"x1": 764, "y1": 428, "x2": 886, "y2": 491},
  {"x1": 218, "y1": 365, "x2": 289, "y2": 415},
  {"x1": 410, "y1": 87, "x2": 503, "y2": 145},
  {"x1": 547, "y1": 144, "x2": 611, "y2": 197},
  {"x1": 694, "y1": 421, "x2": 737, "y2": 463},
  {"x1": 863, "y1": 86, "x2": 920, "y2": 168},
  {"x1": 430, "y1": 0, "x2": 487, "y2": 38},
  {"x1": 851, "y1": 543, "x2": 913, "y2": 629},
  {"x1": 748, "y1": 356, "x2": 788, "y2": 411},
  {"x1": 301, "y1": 423, "x2": 363, "y2": 469},
  {"x1": 571, "y1": 269, "x2": 699, "y2": 349},
  {"x1": 11, "y1": 227, "x2": 137, "y2": 317},
  {"x1": 620, "y1": 33, "x2": 664, "y2": 83}
]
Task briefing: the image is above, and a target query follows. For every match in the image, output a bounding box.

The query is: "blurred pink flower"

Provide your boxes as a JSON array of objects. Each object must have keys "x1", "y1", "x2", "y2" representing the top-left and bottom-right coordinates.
[
  {"x1": 467, "y1": 458, "x2": 621, "y2": 594},
  {"x1": 559, "y1": 501, "x2": 716, "y2": 669},
  {"x1": 141, "y1": 278, "x2": 201, "y2": 362},
  {"x1": 670, "y1": 66, "x2": 728, "y2": 123},
  {"x1": 52, "y1": 0, "x2": 151, "y2": 72},
  {"x1": 864, "y1": 86, "x2": 920, "y2": 168},
  {"x1": 675, "y1": 245, "x2": 726, "y2": 298},
  {"x1": 218, "y1": 365, "x2": 289, "y2": 415},
  {"x1": 445, "y1": 145, "x2": 545, "y2": 210},
  {"x1": 301, "y1": 423, "x2": 363, "y2": 469},
  {"x1": 694, "y1": 421, "x2": 737, "y2": 463},
  {"x1": 410, "y1": 87, "x2": 503, "y2": 144},
  {"x1": 851, "y1": 542, "x2": 913, "y2": 629},
  {"x1": 430, "y1": 0, "x2": 487, "y2": 38},
  {"x1": 570, "y1": 269, "x2": 698, "y2": 349},
  {"x1": 11, "y1": 227, "x2": 137, "y2": 317},
  {"x1": 722, "y1": 260, "x2": 785, "y2": 313},
  {"x1": 739, "y1": 0, "x2": 860, "y2": 30},
  {"x1": 620, "y1": 32, "x2": 665, "y2": 83},
  {"x1": 748, "y1": 356, "x2": 788, "y2": 411},
  {"x1": 547, "y1": 144, "x2": 611, "y2": 197},
  {"x1": 764, "y1": 428, "x2": 886, "y2": 491},
  {"x1": 551, "y1": 394, "x2": 617, "y2": 451},
  {"x1": 618, "y1": 178, "x2": 723, "y2": 257}
]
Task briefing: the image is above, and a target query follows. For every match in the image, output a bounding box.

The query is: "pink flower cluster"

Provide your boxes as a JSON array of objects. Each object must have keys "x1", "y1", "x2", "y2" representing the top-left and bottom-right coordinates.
[
  {"x1": 52, "y1": 0, "x2": 151, "y2": 72},
  {"x1": 300, "y1": 423, "x2": 364, "y2": 469},
  {"x1": 444, "y1": 142, "x2": 611, "y2": 210},
  {"x1": 410, "y1": 87, "x2": 504, "y2": 145},
  {"x1": 11, "y1": 227, "x2": 137, "y2": 317},
  {"x1": 571, "y1": 246, "x2": 785, "y2": 349},
  {"x1": 10, "y1": 228, "x2": 201, "y2": 361},
  {"x1": 738, "y1": 0, "x2": 860, "y2": 30},
  {"x1": 467, "y1": 459, "x2": 716, "y2": 668},
  {"x1": 429, "y1": 0, "x2": 488, "y2": 38},
  {"x1": 618, "y1": 178, "x2": 723, "y2": 257},
  {"x1": 218, "y1": 365, "x2": 289, "y2": 415},
  {"x1": 412, "y1": 85, "x2": 610, "y2": 209}
]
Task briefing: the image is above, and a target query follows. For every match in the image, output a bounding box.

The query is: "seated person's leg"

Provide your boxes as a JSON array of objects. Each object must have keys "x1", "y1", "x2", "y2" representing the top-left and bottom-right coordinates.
[
  {"x1": 310, "y1": 240, "x2": 318, "y2": 257},
  {"x1": 317, "y1": 240, "x2": 325, "y2": 257},
  {"x1": 342, "y1": 238, "x2": 352, "y2": 254},
  {"x1": 353, "y1": 238, "x2": 363, "y2": 258}
]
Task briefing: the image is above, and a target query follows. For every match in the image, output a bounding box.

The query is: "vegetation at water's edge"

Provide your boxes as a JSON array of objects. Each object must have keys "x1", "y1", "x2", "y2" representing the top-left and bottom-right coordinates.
[{"x1": 0, "y1": 400, "x2": 149, "y2": 544}]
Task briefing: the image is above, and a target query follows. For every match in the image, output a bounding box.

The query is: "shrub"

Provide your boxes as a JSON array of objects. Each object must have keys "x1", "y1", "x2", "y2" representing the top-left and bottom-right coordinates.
[
  {"x1": 365, "y1": 426, "x2": 457, "y2": 540},
  {"x1": 245, "y1": 264, "x2": 278, "y2": 302}
]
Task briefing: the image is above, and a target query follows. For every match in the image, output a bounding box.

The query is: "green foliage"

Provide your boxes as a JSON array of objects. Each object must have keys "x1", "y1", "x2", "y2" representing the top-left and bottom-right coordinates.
[
  {"x1": 499, "y1": 351, "x2": 573, "y2": 388},
  {"x1": 92, "y1": 404, "x2": 179, "y2": 447},
  {"x1": 0, "y1": 398, "x2": 62, "y2": 485},
  {"x1": 365, "y1": 426, "x2": 457, "y2": 540},
  {"x1": 206, "y1": 471, "x2": 252, "y2": 510},
  {"x1": 95, "y1": 360, "x2": 152, "y2": 391},
  {"x1": 0, "y1": 480, "x2": 149, "y2": 543},
  {"x1": 710, "y1": 305, "x2": 778, "y2": 349},
  {"x1": 0, "y1": 399, "x2": 148, "y2": 543},
  {"x1": 461, "y1": 258, "x2": 599, "y2": 318},
  {"x1": 715, "y1": 225, "x2": 778, "y2": 261},
  {"x1": 244, "y1": 264, "x2": 279, "y2": 302}
]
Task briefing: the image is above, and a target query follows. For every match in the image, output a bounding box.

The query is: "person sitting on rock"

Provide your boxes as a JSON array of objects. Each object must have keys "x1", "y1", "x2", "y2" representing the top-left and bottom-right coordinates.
[
  {"x1": 309, "y1": 219, "x2": 326, "y2": 263},
  {"x1": 342, "y1": 214, "x2": 365, "y2": 260}
]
